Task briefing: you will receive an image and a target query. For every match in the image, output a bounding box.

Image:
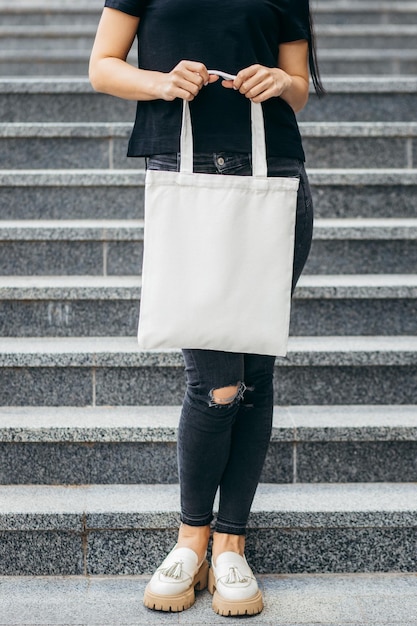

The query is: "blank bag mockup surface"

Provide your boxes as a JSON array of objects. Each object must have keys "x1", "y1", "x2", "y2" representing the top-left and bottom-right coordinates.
[{"x1": 138, "y1": 84, "x2": 299, "y2": 356}]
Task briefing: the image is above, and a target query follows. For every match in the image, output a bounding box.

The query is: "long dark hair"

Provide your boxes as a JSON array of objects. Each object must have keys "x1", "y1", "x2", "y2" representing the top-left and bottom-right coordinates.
[{"x1": 308, "y1": 7, "x2": 326, "y2": 97}]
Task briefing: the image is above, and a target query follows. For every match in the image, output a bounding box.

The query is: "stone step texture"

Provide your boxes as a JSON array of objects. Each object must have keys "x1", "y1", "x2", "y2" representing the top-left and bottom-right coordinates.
[
  {"x1": 3, "y1": 49, "x2": 417, "y2": 78},
  {"x1": 3, "y1": 78, "x2": 417, "y2": 123},
  {"x1": 2, "y1": 122, "x2": 417, "y2": 170},
  {"x1": 0, "y1": 336, "x2": 417, "y2": 406},
  {"x1": 1, "y1": 169, "x2": 416, "y2": 219},
  {"x1": 1, "y1": 573, "x2": 417, "y2": 626},
  {"x1": 0, "y1": 406, "x2": 415, "y2": 484},
  {"x1": 0, "y1": 482, "x2": 416, "y2": 575},
  {"x1": 1, "y1": 274, "x2": 417, "y2": 337},
  {"x1": 1, "y1": 218, "x2": 416, "y2": 276}
]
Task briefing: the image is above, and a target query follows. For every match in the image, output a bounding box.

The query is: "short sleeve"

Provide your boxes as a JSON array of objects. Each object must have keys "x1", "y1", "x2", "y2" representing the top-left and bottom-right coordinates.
[
  {"x1": 104, "y1": 0, "x2": 146, "y2": 18},
  {"x1": 279, "y1": 0, "x2": 310, "y2": 43}
]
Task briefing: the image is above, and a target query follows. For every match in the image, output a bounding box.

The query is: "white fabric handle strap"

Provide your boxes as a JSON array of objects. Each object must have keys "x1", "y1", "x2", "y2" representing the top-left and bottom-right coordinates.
[{"x1": 180, "y1": 69, "x2": 268, "y2": 178}]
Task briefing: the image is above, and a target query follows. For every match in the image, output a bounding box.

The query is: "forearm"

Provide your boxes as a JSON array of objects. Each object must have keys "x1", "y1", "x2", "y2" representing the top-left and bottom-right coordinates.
[
  {"x1": 89, "y1": 57, "x2": 163, "y2": 101},
  {"x1": 279, "y1": 74, "x2": 309, "y2": 113}
]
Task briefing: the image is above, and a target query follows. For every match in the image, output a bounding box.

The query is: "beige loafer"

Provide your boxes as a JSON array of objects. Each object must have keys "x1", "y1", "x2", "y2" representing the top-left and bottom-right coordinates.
[
  {"x1": 143, "y1": 545, "x2": 209, "y2": 612},
  {"x1": 208, "y1": 551, "x2": 263, "y2": 616}
]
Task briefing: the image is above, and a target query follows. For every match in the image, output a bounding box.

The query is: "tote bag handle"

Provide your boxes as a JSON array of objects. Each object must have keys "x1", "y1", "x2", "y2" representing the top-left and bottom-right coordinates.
[{"x1": 180, "y1": 69, "x2": 268, "y2": 177}]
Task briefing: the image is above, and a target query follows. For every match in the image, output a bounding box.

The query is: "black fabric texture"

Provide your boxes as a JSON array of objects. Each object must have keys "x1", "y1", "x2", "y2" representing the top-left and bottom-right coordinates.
[{"x1": 103, "y1": 0, "x2": 310, "y2": 159}]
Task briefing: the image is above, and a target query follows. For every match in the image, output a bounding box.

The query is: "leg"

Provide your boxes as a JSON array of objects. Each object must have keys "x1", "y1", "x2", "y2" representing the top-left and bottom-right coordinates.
[
  {"x1": 178, "y1": 348, "x2": 245, "y2": 556},
  {"x1": 212, "y1": 353, "x2": 275, "y2": 551}
]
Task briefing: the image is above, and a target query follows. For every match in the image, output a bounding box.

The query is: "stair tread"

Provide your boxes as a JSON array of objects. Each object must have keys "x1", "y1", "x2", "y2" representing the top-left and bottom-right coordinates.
[
  {"x1": 0, "y1": 573, "x2": 416, "y2": 626},
  {"x1": 0, "y1": 336, "x2": 417, "y2": 367},
  {"x1": 0, "y1": 405, "x2": 415, "y2": 442},
  {"x1": 1, "y1": 274, "x2": 417, "y2": 300},
  {"x1": 2, "y1": 76, "x2": 417, "y2": 92},
  {"x1": 0, "y1": 482, "x2": 416, "y2": 522}
]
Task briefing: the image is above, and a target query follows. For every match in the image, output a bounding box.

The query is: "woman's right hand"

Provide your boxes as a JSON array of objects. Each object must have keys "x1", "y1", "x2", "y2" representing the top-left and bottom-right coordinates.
[{"x1": 155, "y1": 60, "x2": 219, "y2": 101}]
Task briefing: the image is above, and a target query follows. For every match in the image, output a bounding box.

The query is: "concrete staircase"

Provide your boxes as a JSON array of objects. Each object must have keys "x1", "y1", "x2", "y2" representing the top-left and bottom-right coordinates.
[{"x1": 0, "y1": 1, "x2": 416, "y2": 623}]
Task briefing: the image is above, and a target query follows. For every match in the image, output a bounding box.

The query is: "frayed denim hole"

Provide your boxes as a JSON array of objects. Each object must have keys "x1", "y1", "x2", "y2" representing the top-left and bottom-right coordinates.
[{"x1": 208, "y1": 381, "x2": 247, "y2": 408}]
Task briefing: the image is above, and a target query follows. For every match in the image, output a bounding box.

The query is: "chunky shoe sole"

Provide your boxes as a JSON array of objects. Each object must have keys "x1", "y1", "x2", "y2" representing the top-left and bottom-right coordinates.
[
  {"x1": 208, "y1": 567, "x2": 264, "y2": 616},
  {"x1": 143, "y1": 559, "x2": 209, "y2": 612}
]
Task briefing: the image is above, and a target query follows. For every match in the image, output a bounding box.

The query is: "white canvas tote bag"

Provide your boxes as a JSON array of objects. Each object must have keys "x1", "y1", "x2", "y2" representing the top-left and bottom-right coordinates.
[{"x1": 138, "y1": 79, "x2": 299, "y2": 356}]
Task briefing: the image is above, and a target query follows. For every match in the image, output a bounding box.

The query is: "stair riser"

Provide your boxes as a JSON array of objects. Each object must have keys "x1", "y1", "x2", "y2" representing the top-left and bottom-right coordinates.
[
  {"x1": 0, "y1": 241, "x2": 143, "y2": 276},
  {"x1": 1, "y1": 298, "x2": 417, "y2": 337},
  {"x1": 0, "y1": 365, "x2": 416, "y2": 406},
  {"x1": 0, "y1": 440, "x2": 415, "y2": 484},
  {"x1": 3, "y1": 11, "x2": 417, "y2": 27},
  {"x1": 0, "y1": 186, "x2": 143, "y2": 220},
  {"x1": 0, "y1": 239, "x2": 414, "y2": 276},
  {"x1": 316, "y1": 12, "x2": 417, "y2": 25},
  {"x1": 0, "y1": 525, "x2": 415, "y2": 576},
  {"x1": 3, "y1": 58, "x2": 417, "y2": 77},
  {"x1": 0, "y1": 36, "x2": 95, "y2": 51},
  {"x1": 1, "y1": 183, "x2": 416, "y2": 220},
  {"x1": 316, "y1": 35, "x2": 417, "y2": 49},
  {"x1": 318, "y1": 59, "x2": 417, "y2": 76},
  {"x1": 0, "y1": 138, "x2": 140, "y2": 171},
  {"x1": 1, "y1": 33, "x2": 415, "y2": 51},
  {"x1": 2, "y1": 92, "x2": 417, "y2": 123},
  {"x1": 1, "y1": 135, "x2": 416, "y2": 170}
]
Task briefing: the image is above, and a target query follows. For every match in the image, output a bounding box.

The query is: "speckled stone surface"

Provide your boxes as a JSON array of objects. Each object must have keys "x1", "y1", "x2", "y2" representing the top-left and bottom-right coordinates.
[
  {"x1": 0, "y1": 300, "x2": 140, "y2": 337},
  {"x1": 0, "y1": 367, "x2": 93, "y2": 406},
  {"x1": 1, "y1": 77, "x2": 417, "y2": 123},
  {"x1": 245, "y1": 527, "x2": 417, "y2": 574},
  {"x1": 290, "y1": 299, "x2": 417, "y2": 335},
  {"x1": 0, "y1": 240, "x2": 104, "y2": 275},
  {"x1": 1, "y1": 275, "x2": 417, "y2": 337},
  {"x1": 95, "y1": 366, "x2": 186, "y2": 406},
  {"x1": 296, "y1": 441, "x2": 417, "y2": 482},
  {"x1": 0, "y1": 532, "x2": 84, "y2": 575},
  {"x1": 0, "y1": 483, "x2": 416, "y2": 574},
  {"x1": 0, "y1": 441, "x2": 179, "y2": 485},
  {"x1": 0, "y1": 405, "x2": 415, "y2": 484},
  {"x1": 304, "y1": 137, "x2": 408, "y2": 169},
  {"x1": 305, "y1": 240, "x2": 417, "y2": 274},
  {"x1": 0, "y1": 573, "x2": 417, "y2": 626},
  {"x1": 0, "y1": 337, "x2": 417, "y2": 405}
]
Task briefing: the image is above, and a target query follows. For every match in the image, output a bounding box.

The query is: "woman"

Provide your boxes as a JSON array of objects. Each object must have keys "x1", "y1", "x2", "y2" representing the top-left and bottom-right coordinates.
[{"x1": 90, "y1": 0, "x2": 324, "y2": 617}]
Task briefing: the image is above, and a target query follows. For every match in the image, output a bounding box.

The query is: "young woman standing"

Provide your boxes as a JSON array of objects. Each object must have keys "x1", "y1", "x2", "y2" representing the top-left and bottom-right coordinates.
[{"x1": 90, "y1": 0, "x2": 324, "y2": 617}]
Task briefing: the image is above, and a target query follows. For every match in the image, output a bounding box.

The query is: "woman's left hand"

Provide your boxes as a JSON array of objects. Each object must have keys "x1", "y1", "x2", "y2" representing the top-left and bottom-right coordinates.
[{"x1": 221, "y1": 64, "x2": 292, "y2": 102}]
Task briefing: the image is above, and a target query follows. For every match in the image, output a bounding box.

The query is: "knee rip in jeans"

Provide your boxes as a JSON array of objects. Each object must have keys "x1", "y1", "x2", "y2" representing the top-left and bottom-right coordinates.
[{"x1": 209, "y1": 381, "x2": 247, "y2": 408}]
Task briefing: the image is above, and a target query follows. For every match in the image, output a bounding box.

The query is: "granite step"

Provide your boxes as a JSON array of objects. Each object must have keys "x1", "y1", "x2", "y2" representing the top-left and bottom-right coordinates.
[
  {"x1": 0, "y1": 169, "x2": 416, "y2": 220},
  {"x1": 315, "y1": 25, "x2": 417, "y2": 49},
  {"x1": 1, "y1": 274, "x2": 417, "y2": 337},
  {"x1": 0, "y1": 405, "x2": 416, "y2": 484},
  {"x1": 1, "y1": 24, "x2": 417, "y2": 51},
  {"x1": 1, "y1": 218, "x2": 416, "y2": 276},
  {"x1": 4, "y1": 48, "x2": 417, "y2": 78},
  {"x1": 317, "y1": 49, "x2": 417, "y2": 76},
  {"x1": 1, "y1": 573, "x2": 417, "y2": 626},
  {"x1": 3, "y1": 122, "x2": 417, "y2": 170},
  {"x1": 2, "y1": 0, "x2": 417, "y2": 26},
  {"x1": 2, "y1": 78, "x2": 417, "y2": 124},
  {"x1": 316, "y1": 1, "x2": 417, "y2": 25},
  {"x1": 0, "y1": 482, "x2": 416, "y2": 575},
  {"x1": 0, "y1": 335, "x2": 417, "y2": 406}
]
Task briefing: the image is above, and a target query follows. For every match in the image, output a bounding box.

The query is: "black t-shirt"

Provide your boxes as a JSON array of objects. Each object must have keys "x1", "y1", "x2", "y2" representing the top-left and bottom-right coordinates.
[{"x1": 104, "y1": 0, "x2": 310, "y2": 160}]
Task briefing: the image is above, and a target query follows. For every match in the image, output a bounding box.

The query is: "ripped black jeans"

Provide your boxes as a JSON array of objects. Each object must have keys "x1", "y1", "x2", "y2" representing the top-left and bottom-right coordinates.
[{"x1": 146, "y1": 152, "x2": 314, "y2": 535}]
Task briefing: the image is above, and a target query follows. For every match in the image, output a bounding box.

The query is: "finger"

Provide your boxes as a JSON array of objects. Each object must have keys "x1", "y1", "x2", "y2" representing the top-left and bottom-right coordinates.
[
  {"x1": 251, "y1": 87, "x2": 277, "y2": 103},
  {"x1": 179, "y1": 60, "x2": 210, "y2": 84},
  {"x1": 177, "y1": 68, "x2": 205, "y2": 89},
  {"x1": 239, "y1": 70, "x2": 271, "y2": 95},
  {"x1": 244, "y1": 78, "x2": 272, "y2": 99},
  {"x1": 234, "y1": 64, "x2": 260, "y2": 90},
  {"x1": 221, "y1": 79, "x2": 235, "y2": 89},
  {"x1": 207, "y1": 75, "x2": 219, "y2": 84}
]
